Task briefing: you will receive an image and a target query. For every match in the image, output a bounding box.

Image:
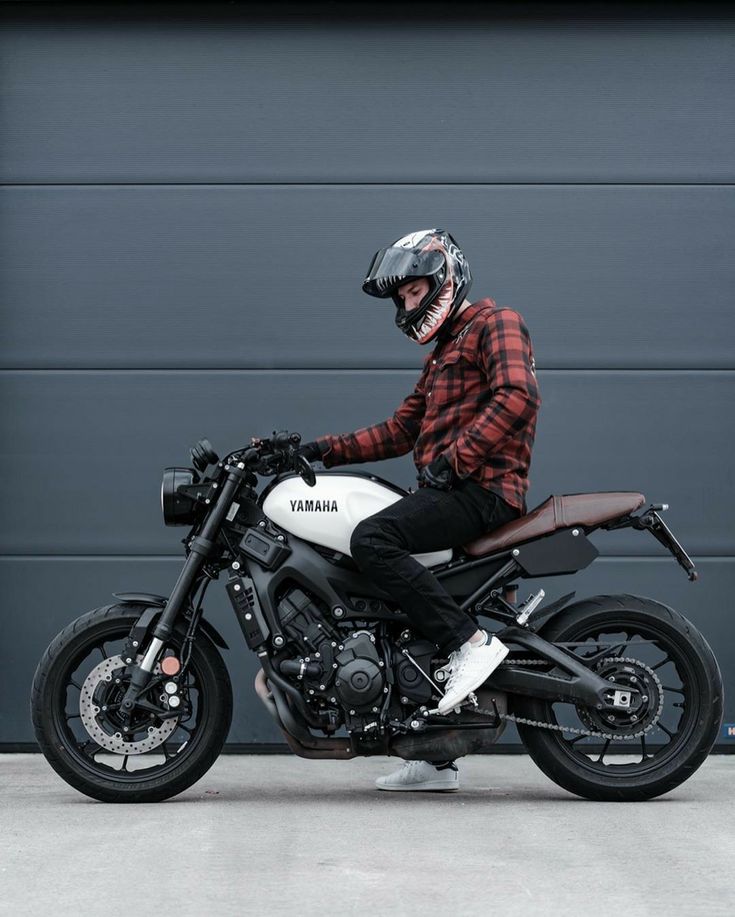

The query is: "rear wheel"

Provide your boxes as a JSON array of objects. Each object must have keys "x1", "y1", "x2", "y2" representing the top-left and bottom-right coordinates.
[
  {"x1": 31, "y1": 603, "x2": 232, "y2": 802},
  {"x1": 513, "y1": 594, "x2": 723, "y2": 801}
]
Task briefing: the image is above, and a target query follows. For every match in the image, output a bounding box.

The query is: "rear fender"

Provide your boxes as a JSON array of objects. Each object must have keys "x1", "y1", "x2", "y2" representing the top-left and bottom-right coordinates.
[
  {"x1": 528, "y1": 591, "x2": 672, "y2": 637},
  {"x1": 526, "y1": 591, "x2": 578, "y2": 632}
]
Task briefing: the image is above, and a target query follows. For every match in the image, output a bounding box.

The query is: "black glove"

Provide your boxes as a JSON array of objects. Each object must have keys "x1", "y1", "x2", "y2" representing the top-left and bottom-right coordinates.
[
  {"x1": 417, "y1": 453, "x2": 457, "y2": 492},
  {"x1": 298, "y1": 440, "x2": 327, "y2": 464}
]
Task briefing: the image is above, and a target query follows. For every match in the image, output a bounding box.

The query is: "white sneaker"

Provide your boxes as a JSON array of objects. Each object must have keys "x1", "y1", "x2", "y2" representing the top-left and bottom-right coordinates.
[
  {"x1": 437, "y1": 631, "x2": 509, "y2": 715},
  {"x1": 375, "y1": 759, "x2": 460, "y2": 792}
]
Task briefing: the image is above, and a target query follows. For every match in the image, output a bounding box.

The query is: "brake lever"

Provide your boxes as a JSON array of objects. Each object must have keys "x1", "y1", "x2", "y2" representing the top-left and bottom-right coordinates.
[{"x1": 294, "y1": 452, "x2": 317, "y2": 487}]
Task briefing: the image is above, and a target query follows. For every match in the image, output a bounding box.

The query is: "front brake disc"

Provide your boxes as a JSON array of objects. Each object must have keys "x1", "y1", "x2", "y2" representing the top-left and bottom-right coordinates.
[{"x1": 79, "y1": 654, "x2": 179, "y2": 754}]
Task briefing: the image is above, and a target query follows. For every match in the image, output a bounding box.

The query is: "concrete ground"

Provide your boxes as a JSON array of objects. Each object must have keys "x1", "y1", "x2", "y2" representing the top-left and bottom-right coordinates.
[{"x1": 1, "y1": 754, "x2": 733, "y2": 917}]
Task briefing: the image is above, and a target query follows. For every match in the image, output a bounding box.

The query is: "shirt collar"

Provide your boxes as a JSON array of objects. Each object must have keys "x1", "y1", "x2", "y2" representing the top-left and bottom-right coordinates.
[{"x1": 441, "y1": 297, "x2": 496, "y2": 343}]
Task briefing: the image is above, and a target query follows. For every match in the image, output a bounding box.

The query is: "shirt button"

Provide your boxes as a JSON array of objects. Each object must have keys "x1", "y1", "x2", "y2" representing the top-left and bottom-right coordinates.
[
  {"x1": 432, "y1": 359, "x2": 437, "y2": 364},
  {"x1": 428, "y1": 390, "x2": 432, "y2": 396}
]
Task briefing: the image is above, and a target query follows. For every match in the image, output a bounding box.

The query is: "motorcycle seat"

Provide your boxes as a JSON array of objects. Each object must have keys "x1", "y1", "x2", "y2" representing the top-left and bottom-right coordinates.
[{"x1": 462, "y1": 491, "x2": 646, "y2": 557}]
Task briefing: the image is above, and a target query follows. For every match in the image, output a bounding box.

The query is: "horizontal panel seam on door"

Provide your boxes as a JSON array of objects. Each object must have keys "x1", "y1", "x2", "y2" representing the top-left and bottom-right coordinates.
[{"x1": 2, "y1": 182, "x2": 735, "y2": 189}]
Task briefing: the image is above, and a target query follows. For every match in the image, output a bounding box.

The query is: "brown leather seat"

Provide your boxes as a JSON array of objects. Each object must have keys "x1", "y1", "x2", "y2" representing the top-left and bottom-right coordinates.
[{"x1": 462, "y1": 492, "x2": 646, "y2": 557}]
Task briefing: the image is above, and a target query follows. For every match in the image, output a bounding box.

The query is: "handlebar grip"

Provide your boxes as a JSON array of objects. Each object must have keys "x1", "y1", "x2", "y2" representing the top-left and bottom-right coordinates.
[
  {"x1": 238, "y1": 447, "x2": 260, "y2": 465},
  {"x1": 272, "y1": 430, "x2": 291, "y2": 448}
]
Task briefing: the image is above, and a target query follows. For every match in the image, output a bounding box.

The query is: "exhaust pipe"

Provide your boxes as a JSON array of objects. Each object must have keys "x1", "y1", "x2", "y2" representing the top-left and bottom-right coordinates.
[
  {"x1": 253, "y1": 669, "x2": 356, "y2": 760},
  {"x1": 253, "y1": 671, "x2": 505, "y2": 762}
]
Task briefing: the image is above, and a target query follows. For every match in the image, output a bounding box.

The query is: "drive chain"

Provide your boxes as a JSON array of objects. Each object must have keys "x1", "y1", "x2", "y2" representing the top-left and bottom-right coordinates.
[{"x1": 470, "y1": 656, "x2": 665, "y2": 742}]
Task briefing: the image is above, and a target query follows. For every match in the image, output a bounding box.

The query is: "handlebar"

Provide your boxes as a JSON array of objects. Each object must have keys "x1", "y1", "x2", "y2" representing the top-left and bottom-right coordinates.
[{"x1": 226, "y1": 430, "x2": 317, "y2": 487}]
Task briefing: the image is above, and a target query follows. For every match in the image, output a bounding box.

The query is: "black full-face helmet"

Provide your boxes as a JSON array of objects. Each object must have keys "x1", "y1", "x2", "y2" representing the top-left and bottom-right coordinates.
[{"x1": 362, "y1": 228, "x2": 472, "y2": 345}]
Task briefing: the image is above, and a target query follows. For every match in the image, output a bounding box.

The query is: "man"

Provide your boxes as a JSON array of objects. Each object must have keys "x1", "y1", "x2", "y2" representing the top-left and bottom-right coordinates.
[{"x1": 299, "y1": 229, "x2": 540, "y2": 791}]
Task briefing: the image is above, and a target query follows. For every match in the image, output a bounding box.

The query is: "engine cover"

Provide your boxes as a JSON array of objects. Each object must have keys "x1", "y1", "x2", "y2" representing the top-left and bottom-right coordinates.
[{"x1": 333, "y1": 632, "x2": 384, "y2": 712}]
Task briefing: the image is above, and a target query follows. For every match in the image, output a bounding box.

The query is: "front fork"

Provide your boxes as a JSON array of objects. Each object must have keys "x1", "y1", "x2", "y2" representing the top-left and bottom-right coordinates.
[{"x1": 118, "y1": 461, "x2": 247, "y2": 718}]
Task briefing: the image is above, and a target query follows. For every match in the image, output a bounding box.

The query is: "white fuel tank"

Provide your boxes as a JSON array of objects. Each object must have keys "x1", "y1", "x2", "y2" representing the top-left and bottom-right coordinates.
[{"x1": 261, "y1": 472, "x2": 452, "y2": 568}]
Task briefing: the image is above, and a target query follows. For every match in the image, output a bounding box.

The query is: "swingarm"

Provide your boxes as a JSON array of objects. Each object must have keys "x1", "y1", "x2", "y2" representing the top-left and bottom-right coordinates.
[{"x1": 487, "y1": 625, "x2": 640, "y2": 712}]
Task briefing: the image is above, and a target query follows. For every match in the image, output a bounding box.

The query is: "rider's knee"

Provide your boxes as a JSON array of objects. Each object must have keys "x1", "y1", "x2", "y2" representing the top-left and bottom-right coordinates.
[
  {"x1": 349, "y1": 519, "x2": 373, "y2": 561},
  {"x1": 350, "y1": 517, "x2": 390, "y2": 562}
]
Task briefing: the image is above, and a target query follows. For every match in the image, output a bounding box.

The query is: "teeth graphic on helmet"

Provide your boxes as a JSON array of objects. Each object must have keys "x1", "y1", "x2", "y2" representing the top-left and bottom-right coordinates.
[{"x1": 415, "y1": 302, "x2": 449, "y2": 340}]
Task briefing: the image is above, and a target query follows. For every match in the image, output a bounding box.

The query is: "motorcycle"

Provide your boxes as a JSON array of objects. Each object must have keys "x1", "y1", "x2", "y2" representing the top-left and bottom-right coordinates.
[{"x1": 31, "y1": 432, "x2": 723, "y2": 803}]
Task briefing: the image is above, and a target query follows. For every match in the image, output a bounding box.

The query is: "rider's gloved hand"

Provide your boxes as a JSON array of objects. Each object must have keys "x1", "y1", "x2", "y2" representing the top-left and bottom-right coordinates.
[
  {"x1": 297, "y1": 441, "x2": 327, "y2": 464},
  {"x1": 417, "y1": 453, "x2": 457, "y2": 492}
]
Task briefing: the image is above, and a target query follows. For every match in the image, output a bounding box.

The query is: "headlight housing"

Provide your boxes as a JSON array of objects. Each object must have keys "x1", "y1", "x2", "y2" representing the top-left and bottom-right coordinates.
[{"x1": 161, "y1": 467, "x2": 201, "y2": 526}]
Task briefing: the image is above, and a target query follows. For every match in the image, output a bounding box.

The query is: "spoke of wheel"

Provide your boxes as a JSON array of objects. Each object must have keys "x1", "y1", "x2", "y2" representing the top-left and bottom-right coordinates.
[
  {"x1": 661, "y1": 685, "x2": 685, "y2": 694},
  {"x1": 99, "y1": 644, "x2": 108, "y2": 660},
  {"x1": 568, "y1": 734, "x2": 588, "y2": 744},
  {"x1": 69, "y1": 678, "x2": 82, "y2": 690},
  {"x1": 658, "y1": 722, "x2": 675, "y2": 738},
  {"x1": 122, "y1": 755, "x2": 129, "y2": 772},
  {"x1": 81, "y1": 740, "x2": 103, "y2": 758},
  {"x1": 581, "y1": 642, "x2": 627, "y2": 666},
  {"x1": 641, "y1": 735, "x2": 647, "y2": 760},
  {"x1": 652, "y1": 657, "x2": 671, "y2": 671},
  {"x1": 609, "y1": 631, "x2": 635, "y2": 656},
  {"x1": 597, "y1": 739, "x2": 611, "y2": 763},
  {"x1": 65, "y1": 713, "x2": 81, "y2": 721},
  {"x1": 584, "y1": 631, "x2": 639, "y2": 667}
]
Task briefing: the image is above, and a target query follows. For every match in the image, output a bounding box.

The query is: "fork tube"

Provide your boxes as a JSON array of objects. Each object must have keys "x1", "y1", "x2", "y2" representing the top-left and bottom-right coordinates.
[
  {"x1": 120, "y1": 464, "x2": 246, "y2": 712},
  {"x1": 149, "y1": 464, "x2": 246, "y2": 647}
]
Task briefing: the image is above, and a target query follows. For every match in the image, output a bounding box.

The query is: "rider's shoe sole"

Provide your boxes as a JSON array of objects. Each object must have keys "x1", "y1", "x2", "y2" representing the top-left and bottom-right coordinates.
[{"x1": 375, "y1": 781, "x2": 460, "y2": 792}]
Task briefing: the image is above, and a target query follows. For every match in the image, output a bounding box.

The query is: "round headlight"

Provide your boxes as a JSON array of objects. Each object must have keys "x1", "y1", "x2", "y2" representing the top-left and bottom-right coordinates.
[{"x1": 161, "y1": 467, "x2": 201, "y2": 526}]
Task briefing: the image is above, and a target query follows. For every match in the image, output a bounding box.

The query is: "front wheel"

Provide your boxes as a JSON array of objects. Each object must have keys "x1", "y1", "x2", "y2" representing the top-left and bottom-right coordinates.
[
  {"x1": 31, "y1": 603, "x2": 233, "y2": 802},
  {"x1": 513, "y1": 593, "x2": 723, "y2": 801}
]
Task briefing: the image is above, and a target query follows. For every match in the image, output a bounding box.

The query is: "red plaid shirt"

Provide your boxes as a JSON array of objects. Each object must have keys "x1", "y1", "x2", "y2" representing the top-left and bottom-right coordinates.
[{"x1": 316, "y1": 298, "x2": 541, "y2": 514}]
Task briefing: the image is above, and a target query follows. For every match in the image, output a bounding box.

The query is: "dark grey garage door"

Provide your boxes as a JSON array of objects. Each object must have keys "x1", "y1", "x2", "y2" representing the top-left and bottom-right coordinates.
[{"x1": 1, "y1": 4, "x2": 733, "y2": 748}]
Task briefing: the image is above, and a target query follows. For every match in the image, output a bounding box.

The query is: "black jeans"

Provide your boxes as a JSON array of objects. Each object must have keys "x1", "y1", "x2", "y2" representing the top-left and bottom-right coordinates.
[{"x1": 349, "y1": 479, "x2": 520, "y2": 654}]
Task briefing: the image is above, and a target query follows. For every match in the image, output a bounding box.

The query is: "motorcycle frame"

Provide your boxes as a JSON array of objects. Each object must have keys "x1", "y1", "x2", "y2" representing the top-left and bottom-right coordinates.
[{"x1": 118, "y1": 458, "x2": 697, "y2": 744}]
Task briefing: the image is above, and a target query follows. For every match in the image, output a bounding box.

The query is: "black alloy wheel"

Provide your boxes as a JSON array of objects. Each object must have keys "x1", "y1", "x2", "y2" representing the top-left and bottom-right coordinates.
[
  {"x1": 513, "y1": 594, "x2": 723, "y2": 801},
  {"x1": 31, "y1": 604, "x2": 232, "y2": 803}
]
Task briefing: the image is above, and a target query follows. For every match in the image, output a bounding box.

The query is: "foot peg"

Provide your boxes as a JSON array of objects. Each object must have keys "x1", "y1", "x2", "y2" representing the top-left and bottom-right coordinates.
[
  {"x1": 426, "y1": 692, "x2": 479, "y2": 717},
  {"x1": 515, "y1": 589, "x2": 545, "y2": 626}
]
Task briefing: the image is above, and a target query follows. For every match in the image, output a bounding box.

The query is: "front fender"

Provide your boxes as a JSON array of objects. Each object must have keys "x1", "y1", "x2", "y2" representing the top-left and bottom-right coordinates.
[{"x1": 112, "y1": 591, "x2": 229, "y2": 649}]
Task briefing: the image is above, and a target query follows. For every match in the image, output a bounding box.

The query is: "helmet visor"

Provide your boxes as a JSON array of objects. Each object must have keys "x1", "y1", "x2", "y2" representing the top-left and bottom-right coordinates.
[{"x1": 362, "y1": 247, "x2": 445, "y2": 299}]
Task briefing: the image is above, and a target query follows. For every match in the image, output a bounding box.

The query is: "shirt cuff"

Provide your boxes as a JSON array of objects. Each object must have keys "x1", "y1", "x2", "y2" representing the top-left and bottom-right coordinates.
[
  {"x1": 445, "y1": 445, "x2": 472, "y2": 479},
  {"x1": 315, "y1": 436, "x2": 338, "y2": 467}
]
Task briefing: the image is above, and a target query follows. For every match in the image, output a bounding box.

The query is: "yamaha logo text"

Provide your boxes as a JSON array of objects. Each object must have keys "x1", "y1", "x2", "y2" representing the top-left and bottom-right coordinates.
[{"x1": 289, "y1": 499, "x2": 338, "y2": 512}]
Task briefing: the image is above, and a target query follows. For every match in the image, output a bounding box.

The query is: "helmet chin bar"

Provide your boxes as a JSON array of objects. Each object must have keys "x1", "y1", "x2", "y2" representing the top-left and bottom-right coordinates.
[{"x1": 399, "y1": 300, "x2": 452, "y2": 344}]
